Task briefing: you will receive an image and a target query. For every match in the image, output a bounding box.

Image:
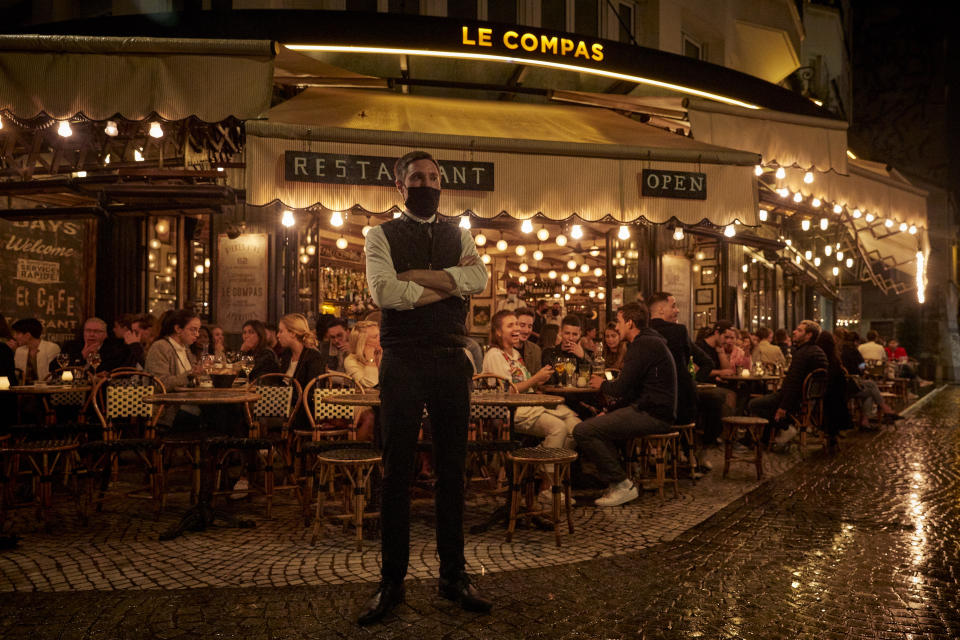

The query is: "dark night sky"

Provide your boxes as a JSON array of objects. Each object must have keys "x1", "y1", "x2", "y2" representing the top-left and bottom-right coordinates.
[{"x1": 848, "y1": 1, "x2": 955, "y2": 194}]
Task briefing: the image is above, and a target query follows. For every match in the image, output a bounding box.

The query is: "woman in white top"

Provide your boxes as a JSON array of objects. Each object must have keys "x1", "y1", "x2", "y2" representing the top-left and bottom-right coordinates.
[
  {"x1": 343, "y1": 321, "x2": 381, "y2": 390},
  {"x1": 481, "y1": 310, "x2": 580, "y2": 452}
]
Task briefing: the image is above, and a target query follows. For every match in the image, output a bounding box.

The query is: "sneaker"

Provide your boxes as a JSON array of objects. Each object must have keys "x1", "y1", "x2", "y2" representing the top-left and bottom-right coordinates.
[
  {"x1": 918, "y1": 379, "x2": 934, "y2": 388},
  {"x1": 230, "y1": 477, "x2": 249, "y2": 500},
  {"x1": 539, "y1": 488, "x2": 575, "y2": 506},
  {"x1": 594, "y1": 481, "x2": 638, "y2": 507},
  {"x1": 773, "y1": 425, "x2": 798, "y2": 446}
]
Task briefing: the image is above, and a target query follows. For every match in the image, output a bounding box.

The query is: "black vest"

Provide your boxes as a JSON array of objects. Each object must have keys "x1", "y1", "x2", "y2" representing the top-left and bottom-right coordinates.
[{"x1": 379, "y1": 216, "x2": 467, "y2": 348}]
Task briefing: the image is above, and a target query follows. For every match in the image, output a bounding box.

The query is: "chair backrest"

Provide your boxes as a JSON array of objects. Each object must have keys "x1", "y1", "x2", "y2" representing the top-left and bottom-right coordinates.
[
  {"x1": 93, "y1": 370, "x2": 166, "y2": 436},
  {"x1": 303, "y1": 373, "x2": 365, "y2": 427},
  {"x1": 470, "y1": 373, "x2": 518, "y2": 421},
  {"x1": 248, "y1": 373, "x2": 301, "y2": 425},
  {"x1": 802, "y1": 368, "x2": 828, "y2": 401},
  {"x1": 43, "y1": 367, "x2": 89, "y2": 407}
]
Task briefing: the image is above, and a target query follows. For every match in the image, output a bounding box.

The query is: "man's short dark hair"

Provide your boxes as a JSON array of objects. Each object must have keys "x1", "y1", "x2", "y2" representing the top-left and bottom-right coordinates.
[
  {"x1": 394, "y1": 150, "x2": 440, "y2": 184},
  {"x1": 646, "y1": 291, "x2": 673, "y2": 308},
  {"x1": 11, "y1": 318, "x2": 43, "y2": 339},
  {"x1": 515, "y1": 308, "x2": 535, "y2": 321},
  {"x1": 560, "y1": 314, "x2": 581, "y2": 329},
  {"x1": 712, "y1": 320, "x2": 733, "y2": 335},
  {"x1": 323, "y1": 319, "x2": 349, "y2": 339},
  {"x1": 756, "y1": 326, "x2": 772, "y2": 341},
  {"x1": 617, "y1": 302, "x2": 649, "y2": 329},
  {"x1": 866, "y1": 330, "x2": 879, "y2": 342}
]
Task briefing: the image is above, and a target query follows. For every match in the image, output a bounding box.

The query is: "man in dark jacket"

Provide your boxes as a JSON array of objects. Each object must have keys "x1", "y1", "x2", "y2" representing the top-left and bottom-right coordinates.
[
  {"x1": 748, "y1": 320, "x2": 829, "y2": 445},
  {"x1": 647, "y1": 292, "x2": 723, "y2": 466},
  {"x1": 573, "y1": 302, "x2": 677, "y2": 507}
]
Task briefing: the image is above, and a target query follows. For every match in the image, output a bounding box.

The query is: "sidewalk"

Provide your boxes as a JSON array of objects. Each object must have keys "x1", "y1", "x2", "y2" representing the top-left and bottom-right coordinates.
[{"x1": 2, "y1": 386, "x2": 957, "y2": 638}]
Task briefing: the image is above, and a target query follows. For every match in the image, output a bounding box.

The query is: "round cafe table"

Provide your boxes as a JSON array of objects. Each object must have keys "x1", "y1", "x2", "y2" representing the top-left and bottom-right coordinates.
[
  {"x1": 0, "y1": 384, "x2": 94, "y2": 425},
  {"x1": 143, "y1": 390, "x2": 260, "y2": 540}
]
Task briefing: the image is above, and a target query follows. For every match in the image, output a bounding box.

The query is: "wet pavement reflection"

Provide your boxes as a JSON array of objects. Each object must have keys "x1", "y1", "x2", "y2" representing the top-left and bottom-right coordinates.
[{"x1": 1, "y1": 386, "x2": 959, "y2": 639}]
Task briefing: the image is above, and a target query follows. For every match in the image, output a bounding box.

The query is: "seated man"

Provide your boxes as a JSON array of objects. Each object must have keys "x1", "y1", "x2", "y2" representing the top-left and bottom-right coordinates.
[
  {"x1": 541, "y1": 314, "x2": 593, "y2": 384},
  {"x1": 573, "y1": 302, "x2": 677, "y2": 507},
  {"x1": 751, "y1": 327, "x2": 786, "y2": 371},
  {"x1": 747, "y1": 320, "x2": 829, "y2": 446},
  {"x1": 514, "y1": 307, "x2": 542, "y2": 373},
  {"x1": 318, "y1": 319, "x2": 351, "y2": 374},
  {"x1": 59, "y1": 317, "x2": 142, "y2": 373}
]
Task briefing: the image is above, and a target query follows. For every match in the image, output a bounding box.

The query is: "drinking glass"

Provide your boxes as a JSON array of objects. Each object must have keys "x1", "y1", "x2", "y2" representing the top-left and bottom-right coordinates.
[
  {"x1": 56, "y1": 353, "x2": 70, "y2": 371},
  {"x1": 240, "y1": 355, "x2": 255, "y2": 381},
  {"x1": 86, "y1": 351, "x2": 102, "y2": 373},
  {"x1": 564, "y1": 361, "x2": 576, "y2": 387}
]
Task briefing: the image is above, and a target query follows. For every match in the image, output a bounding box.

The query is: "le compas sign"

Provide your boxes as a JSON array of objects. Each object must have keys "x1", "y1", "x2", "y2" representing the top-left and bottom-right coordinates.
[{"x1": 460, "y1": 25, "x2": 604, "y2": 62}]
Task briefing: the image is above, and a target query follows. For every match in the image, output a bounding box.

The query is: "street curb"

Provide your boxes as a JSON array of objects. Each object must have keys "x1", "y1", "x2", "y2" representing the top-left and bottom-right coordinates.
[{"x1": 900, "y1": 384, "x2": 947, "y2": 417}]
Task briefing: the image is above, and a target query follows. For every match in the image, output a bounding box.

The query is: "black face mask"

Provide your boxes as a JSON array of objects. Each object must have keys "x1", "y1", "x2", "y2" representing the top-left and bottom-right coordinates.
[{"x1": 404, "y1": 186, "x2": 441, "y2": 218}]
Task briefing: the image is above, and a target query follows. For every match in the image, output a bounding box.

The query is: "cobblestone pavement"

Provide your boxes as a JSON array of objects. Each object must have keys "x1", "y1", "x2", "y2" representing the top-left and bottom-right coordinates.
[{"x1": 2, "y1": 386, "x2": 958, "y2": 639}]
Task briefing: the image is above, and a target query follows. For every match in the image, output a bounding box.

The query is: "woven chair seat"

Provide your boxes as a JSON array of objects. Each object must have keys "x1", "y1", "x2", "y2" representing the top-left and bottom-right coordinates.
[
  {"x1": 79, "y1": 439, "x2": 160, "y2": 454},
  {"x1": 643, "y1": 431, "x2": 680, "y2": 441},
  {"x1": 300, "y1": 440, "x2": 375, "y2": 455},
  {"x1": 721, "y1": 416, "x2": 769, "y2": 427},
  {"x1": 3, "y1": 439, "x2": 79, "y2": 454},
  {"x1": 315, "y1": 448, "x2": 382, "y2": 463},
  {"x1": 208, "y1": 437, "x2": 274, "y2": 450},
  {"x1": 508, "y1": 446, "x2": 578, "y2": 463}
]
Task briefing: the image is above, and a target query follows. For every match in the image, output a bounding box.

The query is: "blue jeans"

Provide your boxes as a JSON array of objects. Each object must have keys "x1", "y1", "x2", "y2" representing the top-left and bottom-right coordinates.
[
  {"x1": 378, "y1": 345, "x2": 473, "y2": 583},
  {"x1": 573, "y1": 406, "x2": 673, "y2": 485}
]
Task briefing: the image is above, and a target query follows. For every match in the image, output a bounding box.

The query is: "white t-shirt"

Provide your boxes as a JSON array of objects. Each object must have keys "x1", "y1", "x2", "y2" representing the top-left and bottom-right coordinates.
[
  {"x1": 481, "y1": 347, "x2": 530, "y2": 388},
  {"x1": 858, "y1": 341, "x2": 887, "y2": 362},
  {"x1": 285, "y1": 359, "x2": 298, "y2": 378}
]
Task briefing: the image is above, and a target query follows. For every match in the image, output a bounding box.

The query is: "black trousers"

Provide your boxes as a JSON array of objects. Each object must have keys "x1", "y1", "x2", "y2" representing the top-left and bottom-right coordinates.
[{"x1": 378, "y1": 345, "x2": 472, "y2": 583}]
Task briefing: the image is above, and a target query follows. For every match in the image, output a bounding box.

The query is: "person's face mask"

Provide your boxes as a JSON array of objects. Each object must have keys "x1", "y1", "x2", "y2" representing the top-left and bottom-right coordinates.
[{"x1": 404, "y1": 186, "x2": 441, "y2": 218}]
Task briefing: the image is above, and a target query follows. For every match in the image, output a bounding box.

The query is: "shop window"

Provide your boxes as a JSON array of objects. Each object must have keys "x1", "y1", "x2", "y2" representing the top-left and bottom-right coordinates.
[
  {"x1": 388, "y1": 0, "x2": 420, "y2": 13},
  {"x1": 683, "y1": 34, "x2": 704, "y2": 60},
  {"x1": 447, "y1": 0, "x2": 478, "y2": 19},
  {"x1": 541, "y1": 0, "x2": 566, "y2": 31},
  {"x1": 574, "y1": 0, "x2": 599, "y2": 37},
  {"x1": 617, "y1": 2, "x2": 635, "y2": 43},
  {"x1": 146, "y1": 218, "x2": 178, "y2": 316},
  {"x1": 187, "y1": 217, "x2": 211, "y2": 322}
]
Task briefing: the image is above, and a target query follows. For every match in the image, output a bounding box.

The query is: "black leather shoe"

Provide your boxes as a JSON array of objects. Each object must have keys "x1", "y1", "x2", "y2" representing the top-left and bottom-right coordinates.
[
  {"x1": 438, "y1": 573, "x2": 493, "y2": 613},
  {"x1": 357, "y1": 581, "x2": 404, "y2": 626}
]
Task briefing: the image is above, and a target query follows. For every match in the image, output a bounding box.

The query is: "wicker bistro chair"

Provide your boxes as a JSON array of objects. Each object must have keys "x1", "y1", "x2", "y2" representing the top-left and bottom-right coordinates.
[
  {"x1": 309, "y1": 445, "x2": 382, "y2": 550},
  {"x1": 0, "y1": 435, "x2": 83, "y2": 528},
  {"x1": 721, "y1": 416, "x2": 767, "y2": 481},
  {"x1": 627, "y1": 431, "x2": 681, "y2": 500},
  {"x1": 206, "y1": 375, "x2": 303, "y2": 518},
  {"x1": 506, "y1": 446, "x2": 578, "y2": 546},
  {"x1": 793, "y1": 368, "x2": 829, "y2": 452},
  {"x1": 80, "y1": 371, "x2": 165, "y2": 517}
]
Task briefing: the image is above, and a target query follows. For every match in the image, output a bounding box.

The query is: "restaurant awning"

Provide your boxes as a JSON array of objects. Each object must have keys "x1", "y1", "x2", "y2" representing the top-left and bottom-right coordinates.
[
  {"x1": 0, "y1": 35, "x2": 276, "y2": 121},
  {"x1": 245, "y1": 88, "x2": 760, "y2": 227}
]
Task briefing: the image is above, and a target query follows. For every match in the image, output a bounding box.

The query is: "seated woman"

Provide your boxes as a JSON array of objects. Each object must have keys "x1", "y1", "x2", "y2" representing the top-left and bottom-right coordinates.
[
  {"x1": 240, "y1": 320, "x2": 280, "y2": 381},
  {"x1": 277, "y1": 313, "x2": 326, "y2": 432},
  {"x1": 343, "y1": 320, "x2": 381, "y2": 441},
  {"x1": 481, "y1": 310, "x2": 579, "y2": 502},
  {"x1": 840, "y1": 331, "x2": 900, "y2": 427},
  {"x1": 815, "y1": 331, "x2": 851, "y2": 450},
  {"x1": 602, "y1": 322, "x2": 627, "y2": 370},
  {"x1": 144, "y1": 309, "x2": 205, "y2": 431}
]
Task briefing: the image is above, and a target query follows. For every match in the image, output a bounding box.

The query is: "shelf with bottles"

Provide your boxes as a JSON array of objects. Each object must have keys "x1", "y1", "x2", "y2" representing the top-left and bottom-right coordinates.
[{"x1": 319, "y1": 265, "x2": 369, "y2": 304}]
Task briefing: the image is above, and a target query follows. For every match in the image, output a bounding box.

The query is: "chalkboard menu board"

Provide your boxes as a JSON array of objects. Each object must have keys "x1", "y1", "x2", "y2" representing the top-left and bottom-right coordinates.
[{"x1": 0, "y1": 218, "x2": 94, "y2": 344}]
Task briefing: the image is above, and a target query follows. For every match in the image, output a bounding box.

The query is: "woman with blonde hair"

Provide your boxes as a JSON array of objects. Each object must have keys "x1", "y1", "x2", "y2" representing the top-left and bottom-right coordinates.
[
  {"x1": 344, "y1": 320, "x2": 381, "y2": 389},
  {"x1": 277, "y1": 313, "x2": 324, "y2": 429}
]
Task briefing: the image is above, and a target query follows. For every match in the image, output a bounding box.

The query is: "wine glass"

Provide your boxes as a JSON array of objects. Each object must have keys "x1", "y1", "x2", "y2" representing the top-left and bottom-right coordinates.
[
  {"x1": 240, "y1": 355, "x2": 255, "y2": 382},
  {"x1": 86, "y1": 351, "x2": 102, "y2": 373},
  {"x1": 56, "y1": 353, "x2": 70, "y2": 371},
  {"x1": 564, "y1": 360, "x2": 576, "y2": 387}
]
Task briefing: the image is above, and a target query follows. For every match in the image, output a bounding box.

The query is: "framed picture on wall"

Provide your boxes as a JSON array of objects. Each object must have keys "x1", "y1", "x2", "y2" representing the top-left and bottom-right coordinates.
[
  {"x1": 700, "y1": 267, "x2": 717, "y2": 285},
  {"x1": 470, "y1": 301, "x2": 492, "y2": 334},
  {"x1": 697, "y1": 245, "x2": 716, "y2": 261},
  {"x1": 695, "y1": 288, "x2": 714, "y2": 305}
]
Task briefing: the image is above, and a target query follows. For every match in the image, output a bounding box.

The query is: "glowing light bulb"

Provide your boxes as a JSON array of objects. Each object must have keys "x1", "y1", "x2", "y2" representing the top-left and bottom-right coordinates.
[
  {"x1": 775, "y1": 167, "x2": 786, "y2": 180},
  {"x1": 754, "y1": 165, "x2": 763, "y2": 176},
  {"x1": 518, "y1": 275, "x2": 527, "y2": 284},
  {"x1": 793, "y1": 192, "x2": 803, "y2": 203},
  {"x1": 814, "y1": 257, "x2": 821, "y2": 267},
  {"x1": 195, "y1": 264, "x2": 204, "y2": 274},
  {"x1": 832, "y1": 266, "x2": 839, "y2": 276},
  {"x1": 336, "y1": 236, "x2": 348, "y2": 250},
  {"x1": 777, "y1": 188, "x2": 789, "y2": 198},
  {"x1": 330, "y1": 211, "x2": 344, "y2": 227},
  {"x1": 618, "y1": 226, "x2": 630, "y2": 240},
  {"x1": 561, "y1": 274, "x2": 569, "y2": 283},
  {"x1": 580, "y1": 263, "x2": 590, "y2": 273},
  {"x1": 459, "y1": 216, "x2": 471, "y2": 229},
  {"x1": 306, "y1": 244, "x2": 316, "y2": 256},
  {"x1": 759, "y1": 209, "x2": 768, "y2": 222},
  {"x1": 496, "y1": 239, "x2": 508, "y2": 251},
  {"x1": 568, "y1": 287, "x2": 577, "y2": 294},
  {"x1": 570, "y1": 224, "x2": 583, "y2": 240},
  {"x1": 589, "y1": 246, "x2": 600, "y2": 257},
  {"x1": 805, "y1": 250, "x2": 812, "y2": 260},
  {"x1": 564, "y1": 293, "x2": 571, "y2": 300},
  {"x1": 362, "y1": 225, "x2": 372, "y2": 237},
  {"x1": 57, "y1": 120, "x2": 72, "y2": 137},
  {"x1": 589, "y1": 291, "x2": 596, "y2": 298},
  {"x1": 899, "y1": 222, "x2": 908, "y2": 232},
  {"x1": 104, "y1": 120, "x2": 118, "y2": 136},
  {"x1": 804, "y1": 171, "x2": 814, "y2": 184},
  {"x1": 155, "y1": 219, "x2": 169, "y2": 235},
  {"x1": 801, "y1": 219, "x2": 811, "y2": 231},
  {"x1": 533, "y1": 250, "x2": 543, "y2": 261},
  {"x1": 573, "y1": 276, "x2": 581, "y2": 285},
  {"x1": 884, "y1": 218, "x2": 894, "y2": 228},
  {"x1": 909, "y1": 225, "x2": 917, "y2": 235},
  {"x1": 598, "y1": 292, "x2": 605, "y2": 300},
  {"x1": 594, "y1": 267, "x2": 602, "y2": 277},
  {"x1": 796, "y1": 255, "x2": 802, "y2": 264},
  {"x1": 104, "y1": 154, "x2": 111, "y2": 165},
  {"x1": 134, "y1": 149, "x2": 144, "y2": 162},
  {"x1": 520, "y1": 219, "x2": 533, "y2": 234},
  {"x1": 742, "y1": 264, "x2": 749, "y2": 273},
  {"x1": 281, "y1": 210, "x2": 295, "y2": 227},
  {"x1": 481, "y1": 253, "x2": 491, "y2": 264},
  {"x1": 556, "y1": 234, "x2": 567, "y2": 247},
  {"x1": 812, "y1": 198, "x2": 821, "y2": 208},
  {"x1": 785, "y1": 239, "x2": 792, "y2": 246},
  {"x1": 820, "y1": 218, "x2": 829, "y2": 231},
  {"x1": 825, "y1": 245, "x2": 832, "y2": 256},
  {"x1": 673, "y1": 227, "x2": 684, "y2": 241},
  {"x1": 865, "y1": 213, "x2": 875, "y2": 223},
  {"x1": 537, "y1": 227, "x2": 550, "y2": 242},
  {"x1": 724, "y1": 225, "x2": 736, "y2": 238},
  {"x1": 515, "y1": 245, "x2": 526, "y2": 256},
  {"x1": 548, "y1": 270, "x2": 557, "y2": 279},
  {"x1": 519, "y1": 262, "x2": 528, "y2": 272},
  {"x1": 846, "y1": 258, "x2": 854, "y2": 268},
  {"x1": 393, "y1": 211, "x2": 402, "y2": 219},
  {"x1": 474, "y1": 233, "x2": 487, "y2": 246},
  {"x1": 299, "y1": 254, "x2": 310, "y2": 264},
  {"x1": 149, "y1": 122, "x2": 164, "y2": 138},
  {"x1": 567, "y1": 259, "x2": 578, "y2": 270}
]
